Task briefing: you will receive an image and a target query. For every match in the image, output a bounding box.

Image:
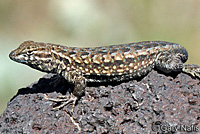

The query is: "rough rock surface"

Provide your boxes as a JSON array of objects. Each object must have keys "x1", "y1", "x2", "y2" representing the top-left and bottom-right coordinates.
[{"x1": 0, "y1": 70, "x2": 200, "y2": 133}]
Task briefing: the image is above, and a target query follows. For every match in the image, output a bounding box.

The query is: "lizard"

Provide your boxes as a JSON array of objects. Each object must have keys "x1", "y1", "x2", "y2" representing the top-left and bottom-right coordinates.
[{"x1": 9, "y1": 40, "x2": 200, "y2": 109}]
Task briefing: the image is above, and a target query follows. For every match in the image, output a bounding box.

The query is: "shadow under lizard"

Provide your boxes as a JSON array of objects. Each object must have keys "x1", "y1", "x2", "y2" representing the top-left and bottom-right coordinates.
[{"x1": 9, "y1": 41, "x2": 200, "y2": 109}]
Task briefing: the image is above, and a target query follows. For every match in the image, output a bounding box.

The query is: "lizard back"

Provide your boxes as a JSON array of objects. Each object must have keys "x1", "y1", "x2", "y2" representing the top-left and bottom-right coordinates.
[{"x1": 9, "y1": 41, "x2": 188, "y2": 82}]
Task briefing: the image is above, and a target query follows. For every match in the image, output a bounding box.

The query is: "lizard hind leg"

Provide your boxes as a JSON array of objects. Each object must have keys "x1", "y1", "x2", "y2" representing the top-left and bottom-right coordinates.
[
  {"x1": 155, "y1": 52, "x2": 184, "y2": 73},
  {"x1": 183, "y1": 64, "x2": 200, "y2": 79}
]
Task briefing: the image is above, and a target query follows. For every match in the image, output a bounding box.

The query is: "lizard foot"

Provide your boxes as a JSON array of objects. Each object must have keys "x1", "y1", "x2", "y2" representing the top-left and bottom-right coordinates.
[
  {"x1": 44, "y1": 94, "x2": 77, "y2": 111},
  {"x1": 183, "y1": 64, "x2": 200, "y2": 79}
]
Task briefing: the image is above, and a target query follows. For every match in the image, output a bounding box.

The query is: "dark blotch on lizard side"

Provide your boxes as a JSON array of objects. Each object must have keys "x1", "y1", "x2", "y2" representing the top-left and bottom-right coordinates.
[
  {"x1": 144, "y1": 43, "x2": 159, "y2": 48},
  {"x1": 81, "y1": 51, "x2": 89, "y2": 55},
  {"x1": 69, "y1": 51, "x2": 76, "y2": 55},
  {"x1": 121, "y1": 47, "x2": 130, "y2": 52},
  {"x1": 126, "y1": 58, "x2": 135, "y2": 63},
  {"x1": 115, "y1": 60, "x2": 124, "y2": 65},
  {"x1": 63, "y1": 58, "x2": 70, "y2": 65},
  {"x1": 133, "y1": 45, "x2": 143, "y2": 50},
  {"x1": 104, "y1": 62, "x2": 112, "y2": 67}
]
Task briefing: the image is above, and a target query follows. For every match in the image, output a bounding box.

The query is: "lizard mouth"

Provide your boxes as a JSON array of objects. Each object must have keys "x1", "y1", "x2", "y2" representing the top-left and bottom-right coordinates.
[
  {"x1": 9, "y1": 50, "x2": 28, "y2": 64},
  {"x1": 9, "y1": 50, "x2": 16, "y2": 61}
]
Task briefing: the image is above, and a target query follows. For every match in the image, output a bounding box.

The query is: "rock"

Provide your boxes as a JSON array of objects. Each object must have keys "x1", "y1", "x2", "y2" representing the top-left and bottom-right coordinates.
[{"x1": 0, "y1": 70, "x2": 200, "y2": 133}]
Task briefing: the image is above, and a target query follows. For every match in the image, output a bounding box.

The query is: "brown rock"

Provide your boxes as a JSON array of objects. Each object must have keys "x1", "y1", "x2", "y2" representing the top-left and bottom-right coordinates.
[{"x1": 0, "y1": 70, "x2": 200, "y2": 133}]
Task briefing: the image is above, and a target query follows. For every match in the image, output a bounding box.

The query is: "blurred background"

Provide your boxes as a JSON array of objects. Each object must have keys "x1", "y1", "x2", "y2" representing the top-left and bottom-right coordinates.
[{"x1": 1, "y1": 0, "x2": 200, "y2": 114}]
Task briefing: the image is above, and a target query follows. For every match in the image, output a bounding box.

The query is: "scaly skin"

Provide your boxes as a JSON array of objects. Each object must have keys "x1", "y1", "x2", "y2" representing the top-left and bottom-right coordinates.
[{"x1": 9, "y1": 41, "x2": 200, "y2": 109}]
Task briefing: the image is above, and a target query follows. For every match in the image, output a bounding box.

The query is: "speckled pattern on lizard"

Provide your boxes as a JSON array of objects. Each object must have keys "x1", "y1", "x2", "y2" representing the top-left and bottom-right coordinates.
[{"x1": 9, "y1": 41, "x2": 200, "y2": 109}]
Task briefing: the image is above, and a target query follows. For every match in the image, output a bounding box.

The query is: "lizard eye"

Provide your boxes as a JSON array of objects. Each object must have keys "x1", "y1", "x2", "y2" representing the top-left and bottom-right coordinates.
[{"x1": 22, "y1": 54, "x2": 28, "y2": 57}]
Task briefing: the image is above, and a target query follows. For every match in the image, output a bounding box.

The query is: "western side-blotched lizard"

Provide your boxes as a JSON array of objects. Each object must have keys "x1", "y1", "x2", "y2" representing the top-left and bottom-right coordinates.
[{"x1": 9, "y1": 41, "x2": 200, "y2": 109}]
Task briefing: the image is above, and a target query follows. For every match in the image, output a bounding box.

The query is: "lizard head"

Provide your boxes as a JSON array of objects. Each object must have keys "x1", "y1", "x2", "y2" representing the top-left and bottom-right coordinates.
[
  {"x1": 10, "y1": 41, "x2": 34, "y2": 63},
  {"x1": 9, "y1": 41, "x2": 52, "y2": 72}
]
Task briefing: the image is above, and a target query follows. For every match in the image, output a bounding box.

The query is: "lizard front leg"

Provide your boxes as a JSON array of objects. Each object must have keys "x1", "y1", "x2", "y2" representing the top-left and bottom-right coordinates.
[
  {"x1": 63, "y1": 70, "x2": 87, "y2": 97},
  {"x1": 46, "y1": 70, "x2": 86, "y2": 110}
]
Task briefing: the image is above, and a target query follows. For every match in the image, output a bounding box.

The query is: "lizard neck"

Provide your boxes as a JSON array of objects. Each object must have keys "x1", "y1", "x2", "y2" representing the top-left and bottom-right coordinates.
[{"x1": 49, "y1": 46, "x2": 72, "y2": 75}]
